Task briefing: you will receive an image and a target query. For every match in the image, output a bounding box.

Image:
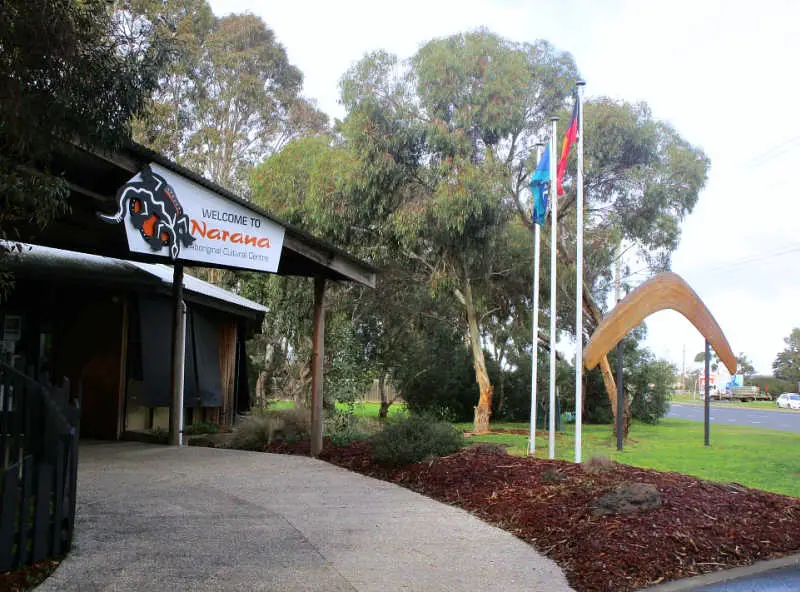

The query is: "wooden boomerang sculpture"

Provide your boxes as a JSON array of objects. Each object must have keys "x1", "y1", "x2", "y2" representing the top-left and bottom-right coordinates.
[{"x1": 584, "y1": 272, "x2": 736, "y2": 374}]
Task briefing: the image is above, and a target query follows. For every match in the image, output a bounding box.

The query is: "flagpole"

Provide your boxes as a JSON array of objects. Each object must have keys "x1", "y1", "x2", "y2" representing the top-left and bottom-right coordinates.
[
  {"x1": 575, "y1": 80, "x2": 586, "y2": 463},
  {"x1": 529, "y1": 143, "x2": 544, "y2": 456},
  {"x1": 548, "y1": 116, "x2": 559, "y2": 460}
]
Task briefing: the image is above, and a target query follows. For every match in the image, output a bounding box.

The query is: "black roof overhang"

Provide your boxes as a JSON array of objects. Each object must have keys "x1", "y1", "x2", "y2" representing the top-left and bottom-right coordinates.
[
  {"x1": 5, "y1": 250, "x2": 267, "y2": 325},
  {"x1": 18, "y1": 142, "x2": 377, "y2": 288}
]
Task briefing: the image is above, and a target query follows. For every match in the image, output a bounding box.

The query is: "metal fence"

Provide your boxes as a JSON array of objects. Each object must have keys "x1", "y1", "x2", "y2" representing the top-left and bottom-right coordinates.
[{"x1": 0, "y1": 363, "x2": 80, "y2": 571}]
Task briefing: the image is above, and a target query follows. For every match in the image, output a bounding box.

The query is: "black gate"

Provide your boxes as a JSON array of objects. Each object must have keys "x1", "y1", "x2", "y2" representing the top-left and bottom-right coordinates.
[{"x1": 0, "y1": 363, "x2": 80, "y2": 571}]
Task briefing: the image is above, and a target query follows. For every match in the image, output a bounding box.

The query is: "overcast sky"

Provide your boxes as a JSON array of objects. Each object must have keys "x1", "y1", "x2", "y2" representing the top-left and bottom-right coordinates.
[{"x1": 211, "y1": 0, "x2": 800, "y2": 376}]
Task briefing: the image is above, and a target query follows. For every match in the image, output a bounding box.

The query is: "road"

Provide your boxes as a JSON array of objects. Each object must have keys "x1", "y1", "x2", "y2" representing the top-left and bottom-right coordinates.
[
  {"x1": 693, "y1": 565, "x2": 800, "y2": 591},
  {"x1": 667, "y1": 403, "x2": 800, "y2": 434}
]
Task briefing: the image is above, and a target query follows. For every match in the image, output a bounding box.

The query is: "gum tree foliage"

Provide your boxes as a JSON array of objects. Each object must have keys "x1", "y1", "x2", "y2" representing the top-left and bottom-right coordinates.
[
  {"x1": 513, "y1": 97, "x2": 710, "y2": 436},
  {"x1": 773, "y1": 328, "x2": 800, "y2": 385},
  {"x1": 1, "y1": 0, "x2": 167, "y2": 295},
  {"x1": 336, "y1": 32, "x2": 579, "y2": 434},
  {"x1": 246, "y1": 136, "x2": 370, "y2": 407},
  {"x1": 248, "y1": 134, "x2": 451, "y2": 413},
  {"x1": 554, "y1": 98, "x2": 710, "y2": 333},
  {"x1": 127, "y1": 0, "x2": 328, "y2": 289},
  {"x1": 736, "y1": 353, "x2": 756, "y2": 378},
  {"x1": 128, "y1": 0, "x2": 328, "y2": 193},
  {"x1": 248, "y1": 29, "x2": 707, "y2": 433},
  {"x1": 694, "y1": 350, "x2": 720, "y2": 373},
  {"x1": 628, "y1": 355, "x2": 675, "y2": 424}
]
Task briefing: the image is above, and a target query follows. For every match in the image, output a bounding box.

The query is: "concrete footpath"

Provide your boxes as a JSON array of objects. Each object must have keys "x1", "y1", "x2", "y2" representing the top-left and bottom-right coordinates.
[{"x1": 39, "y1": 442, "x2": 572, "y2": 591}]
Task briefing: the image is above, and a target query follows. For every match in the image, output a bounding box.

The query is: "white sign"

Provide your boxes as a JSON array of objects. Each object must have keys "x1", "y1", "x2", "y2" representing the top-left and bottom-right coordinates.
[{"x1": 99, "y1": 163, "x2": 285, "y2": 273}]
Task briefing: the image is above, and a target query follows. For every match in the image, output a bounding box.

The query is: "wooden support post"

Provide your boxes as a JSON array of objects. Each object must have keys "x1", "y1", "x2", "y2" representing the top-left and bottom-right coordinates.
[
  {"x1": 311, "y1": 277, "x2": 326, "y2": 457},
  {"x1": 616, "y1": 339, "x2": 624, "y2": 451},
  {"x1": 117, "y1": 298, "x2": 129, "y2": 440},
  {"x1": 169, "y1": 263, "x2": 186, "y2": 447}
]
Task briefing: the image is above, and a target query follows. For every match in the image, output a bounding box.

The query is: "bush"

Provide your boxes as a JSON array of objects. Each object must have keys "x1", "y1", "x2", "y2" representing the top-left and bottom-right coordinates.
[
  {"x1": 370, "y1": 414, "x2": 466, "y2": 467},
  {"x1": 183, "y1": 420, "x2": 220, "y2": 436},
  {"x1": 399, "y1": 346, "x2": 478, "y2": 422},
  {"x1": 494, "y1": 353, "x2": 576, "y2": 424},
  {"x1": 582, "y1": 454, "x2": 615, "y2": 474},
  {"x1": 747, "y1": 375, "x2": 795, "y2": 399},
  {"x1": 629, "y1": 358, "x2": 675, "y2": 424},
  {"x1": 230, "y1": 408, "x2": 310, "y2": 450},
  {"x1": 324, "y1": 408, "x2": 381, "y2": 446}
]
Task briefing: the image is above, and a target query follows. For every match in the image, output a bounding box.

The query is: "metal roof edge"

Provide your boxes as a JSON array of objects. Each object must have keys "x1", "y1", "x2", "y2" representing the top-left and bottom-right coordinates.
[{"x1": 3, "y1": 242, "x2": 267, "y2": 317}]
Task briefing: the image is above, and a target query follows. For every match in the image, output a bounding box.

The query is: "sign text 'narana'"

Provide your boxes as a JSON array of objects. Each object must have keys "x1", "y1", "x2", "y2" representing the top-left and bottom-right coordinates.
[{"x1": 99, "y1": 163, "x2": 285, "y2": 273}]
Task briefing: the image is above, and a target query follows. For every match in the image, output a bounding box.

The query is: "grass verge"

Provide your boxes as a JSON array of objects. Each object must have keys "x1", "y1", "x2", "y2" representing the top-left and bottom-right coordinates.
[
  {"x1": 264, "y1": 401, "x2": 800, "y2": 496},
  {"x1": 455, "y1": 418, "x2": 800, "y2": 497},
  {"x1": 265, "y1": 400, "x2": 407, "y2": 418}
]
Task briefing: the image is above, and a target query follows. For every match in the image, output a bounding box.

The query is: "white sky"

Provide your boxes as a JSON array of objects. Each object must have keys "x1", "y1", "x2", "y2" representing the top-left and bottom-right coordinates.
[{"x1": 210, "y1": 0, "x2": 800, "y2": 375}]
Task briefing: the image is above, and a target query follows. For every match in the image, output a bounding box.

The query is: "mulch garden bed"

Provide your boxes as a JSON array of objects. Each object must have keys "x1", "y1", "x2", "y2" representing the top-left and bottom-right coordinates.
[
  {"x1": 265, "y1": 438, "x2": 800, "y2": 592},
  {"x1": 0, "y1": 560, "x2": 60, "y2": 592}
]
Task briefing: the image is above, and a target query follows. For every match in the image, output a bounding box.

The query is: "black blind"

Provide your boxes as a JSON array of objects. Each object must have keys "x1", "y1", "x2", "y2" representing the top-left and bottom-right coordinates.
[{"x1": 135, "y1": 295, "x2": 222, "y2": 407}]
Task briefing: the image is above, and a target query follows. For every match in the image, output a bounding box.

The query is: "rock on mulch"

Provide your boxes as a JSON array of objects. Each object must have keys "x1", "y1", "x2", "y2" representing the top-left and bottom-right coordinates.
[{"x1": 263, "y1": 439, "x2": 800, "y2": 592}]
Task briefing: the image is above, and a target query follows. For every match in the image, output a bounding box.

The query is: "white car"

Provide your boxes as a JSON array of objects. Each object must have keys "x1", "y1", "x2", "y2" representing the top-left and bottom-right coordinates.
[{"x1": 776, "y1": 393, "x2": 800, "y2": 409}]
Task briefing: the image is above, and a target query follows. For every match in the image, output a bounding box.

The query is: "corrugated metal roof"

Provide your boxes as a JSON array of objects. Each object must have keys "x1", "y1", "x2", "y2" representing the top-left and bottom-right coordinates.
[
  {"x1": 4, "y1": 242, "x2": 267, "y2": 315},
  {"x1": 128, "y1": 261, "x2": 267, "y2": 313}
]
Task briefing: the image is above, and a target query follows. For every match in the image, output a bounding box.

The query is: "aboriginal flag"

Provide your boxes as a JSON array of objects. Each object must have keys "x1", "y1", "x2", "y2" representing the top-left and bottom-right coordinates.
[{"x1": 556, "y1": 98, "x2": 579, "y2": 196}]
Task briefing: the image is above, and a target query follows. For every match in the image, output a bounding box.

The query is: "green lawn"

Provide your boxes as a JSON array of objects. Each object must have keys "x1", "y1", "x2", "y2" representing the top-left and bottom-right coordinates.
[
  {"x1": 266, "y1": 399, "x2": 407, "y2": 418},
  {"x1": 261, "y1": 400, "x2": 800, "y2": 498},
  {"x1": 456, "y1": 419, "x2": 800, "y2": 497}
]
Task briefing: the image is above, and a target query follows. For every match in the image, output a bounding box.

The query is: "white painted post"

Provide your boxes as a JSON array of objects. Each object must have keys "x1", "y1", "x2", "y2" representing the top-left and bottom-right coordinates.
[
  {"x1": 574, "y1": 80, "x2": 586, "y2": 463},
  {"x1": 548, "y1": 117, "x2": 559, "y2": 460}
]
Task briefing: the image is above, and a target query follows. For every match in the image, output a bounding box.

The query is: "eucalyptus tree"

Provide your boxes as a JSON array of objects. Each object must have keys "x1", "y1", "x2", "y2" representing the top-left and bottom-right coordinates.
[
  {"x1": 512, "y1": 98, "x2": 710, "y2": 436},
  {"x1": 773, "y1": 329, "x2": 800, "y2": 385},
  {"x1": 129, "y1": 1, "x2": 327, "y2": 193},
  {"x1": 2, "y1": 0, "x2": 168, "y2": 294},
  {"x1": 335, "y1": 32, "x2": 578, "y2": 433}
]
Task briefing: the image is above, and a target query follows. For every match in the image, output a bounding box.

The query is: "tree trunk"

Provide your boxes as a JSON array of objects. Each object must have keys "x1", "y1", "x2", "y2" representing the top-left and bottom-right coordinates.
[
  {"x1": 378, "y1": 374, "x2": 391, "y2": 419},
  {"x1": 462, "y1": 274, "x2": 493, "y2": 434},
  {"x1": 255, "y1": 371, "x2": 266, "y2": 410}
]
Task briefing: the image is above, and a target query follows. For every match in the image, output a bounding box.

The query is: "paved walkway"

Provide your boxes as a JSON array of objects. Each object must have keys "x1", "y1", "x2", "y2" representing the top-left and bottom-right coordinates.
[{"x1": 40, "y1": 442, "x2": 572, "y2": 591}]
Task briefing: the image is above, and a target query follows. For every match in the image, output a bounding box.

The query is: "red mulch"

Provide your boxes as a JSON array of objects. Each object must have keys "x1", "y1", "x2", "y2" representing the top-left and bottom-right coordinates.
[
  {"x1": 0, "y1": 560, "x2": 60, "y2": 592},
  {"x1": 264, "y1": 438, "x2": 800, "y2": 592}
]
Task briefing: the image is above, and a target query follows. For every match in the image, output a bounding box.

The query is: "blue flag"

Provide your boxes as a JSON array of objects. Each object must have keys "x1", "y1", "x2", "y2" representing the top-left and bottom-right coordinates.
[{"x1": 530, "y1": 145, "x2": 550, "y2": 226}]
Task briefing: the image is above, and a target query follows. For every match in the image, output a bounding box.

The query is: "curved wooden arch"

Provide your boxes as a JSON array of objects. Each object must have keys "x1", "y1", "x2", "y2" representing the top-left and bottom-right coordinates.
[{"x1": 584, "y1": 272, "x2": 736, "y2": 374}]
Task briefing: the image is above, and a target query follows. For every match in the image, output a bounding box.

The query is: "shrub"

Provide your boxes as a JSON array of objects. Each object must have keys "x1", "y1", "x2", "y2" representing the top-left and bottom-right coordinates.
[
  {"x1": 184, "y1": 420, "x2": 220, "y2": 436},
  {"x1": 230, "y1": 408, "x2": 310, "y2": 450},
  {"x1": 747, "y1": 375, "x2": 794, "y2": 399},
  {"x1": 494, "y1": 353, "x2": 576, "y2": 424},
  {"x1": 324, "y1": 409, "x2": 381, "y2": 447},
  {"x1": 629, "y1": 358, "x2": 675, "y2": 424},
  {"x1": 582, "y1": 454, "x2": 615, "y2": 474},
  {"x1": 370, "y1": 414, "x2": 466, "y2": 467},
  {"x1": 399, "y1": 346, "x2": 478, "y2": 422}
]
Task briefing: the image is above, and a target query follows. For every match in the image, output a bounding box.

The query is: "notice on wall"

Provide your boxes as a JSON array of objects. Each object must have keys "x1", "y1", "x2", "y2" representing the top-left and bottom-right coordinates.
[{"x1": 98, "y1": 162, "x2": 285, "y2": 273}]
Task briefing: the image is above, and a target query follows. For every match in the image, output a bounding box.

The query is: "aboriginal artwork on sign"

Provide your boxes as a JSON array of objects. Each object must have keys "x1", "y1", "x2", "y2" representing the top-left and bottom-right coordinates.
[{"x1": 98, "y1": 164, "x2": 195, "y2": 259}]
